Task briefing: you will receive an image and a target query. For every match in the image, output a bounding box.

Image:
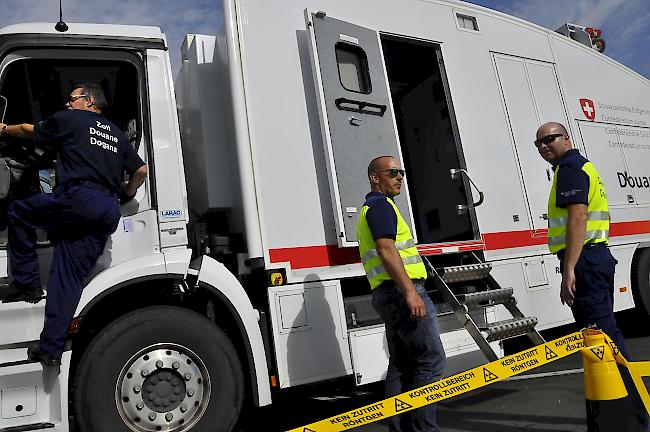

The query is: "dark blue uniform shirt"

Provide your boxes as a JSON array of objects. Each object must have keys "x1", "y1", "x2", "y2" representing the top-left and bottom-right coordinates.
[
  {"x1": 364, "y1": 192, "x2": 397, "y2": 240},
  {"x1": 554, "y1": 149, "x2": 590, "y2": 207},
  {"x1": 34, "y1": 110, "x2": 145, "y2": 195}
]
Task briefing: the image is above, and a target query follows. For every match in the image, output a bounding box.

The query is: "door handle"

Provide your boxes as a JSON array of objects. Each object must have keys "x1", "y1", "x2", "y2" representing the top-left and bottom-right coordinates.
[
  {"x1": 450, "y1": 169, "x2": 484, "y2": 215},
  {"x1": 335, "y1": 98, "x2": 387, "y2": 117}
]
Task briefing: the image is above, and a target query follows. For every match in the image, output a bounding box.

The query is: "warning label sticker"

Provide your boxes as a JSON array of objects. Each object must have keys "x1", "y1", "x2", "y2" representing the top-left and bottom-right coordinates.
[
  {"x1": 545, "y1": 346, "x2": 558, "y2": 361},
  {"x1": 591, "y1": 346, "x2": 605, "y2": 361},
  {"x1": 483, "y1": 367, "x2": 499, "y2": 382},
  {"x1": 394, "y1": 398, "x2": 412, "y2": 412}
]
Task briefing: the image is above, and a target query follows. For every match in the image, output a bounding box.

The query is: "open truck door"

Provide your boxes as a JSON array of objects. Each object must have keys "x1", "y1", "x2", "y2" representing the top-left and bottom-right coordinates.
[
  {"x1": 305, "y1": 10, "x2": 415, "y2": 247},
  {"x1": 306, "y1": 10, "x2": 483, "y2": 249}
]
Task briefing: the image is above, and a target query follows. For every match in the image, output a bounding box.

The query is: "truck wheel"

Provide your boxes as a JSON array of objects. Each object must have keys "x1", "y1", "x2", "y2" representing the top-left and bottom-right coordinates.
[
  {"x1": 632, "y1": 248, "x2": 650, "y2": 315},
  {"x1": 73, "y1": 306, "x2": 244, "y2": 432}
]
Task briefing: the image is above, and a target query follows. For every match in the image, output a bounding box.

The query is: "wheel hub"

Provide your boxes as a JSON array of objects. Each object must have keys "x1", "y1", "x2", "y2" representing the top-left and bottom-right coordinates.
[
  {"x1": 116, "y1": 344, "x2": 210, "y2": 432},
  {"x1": 142, "y1": 369, "x2": 186, "y2": 412}
]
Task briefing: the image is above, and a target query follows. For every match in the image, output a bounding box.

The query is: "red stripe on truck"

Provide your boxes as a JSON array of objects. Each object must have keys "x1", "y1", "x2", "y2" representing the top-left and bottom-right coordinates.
[{"x1": 268, "y1": 221, "x2": 650, "y2": 269}]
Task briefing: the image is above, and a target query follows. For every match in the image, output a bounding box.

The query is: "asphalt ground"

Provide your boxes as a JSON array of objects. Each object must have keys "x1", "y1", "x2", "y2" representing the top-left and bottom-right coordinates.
[{"x1": 240, "y1": 310, "x2": 650, "y2": 432}]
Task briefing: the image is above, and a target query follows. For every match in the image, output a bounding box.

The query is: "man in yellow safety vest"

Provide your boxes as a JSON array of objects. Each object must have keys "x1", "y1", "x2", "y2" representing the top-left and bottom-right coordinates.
[
  {"x1": 356, "y1": 155, "x2": 445, "y2": 432},
  {"x1": 536, "y1": 122, "x2": 647, "y2": 431}
]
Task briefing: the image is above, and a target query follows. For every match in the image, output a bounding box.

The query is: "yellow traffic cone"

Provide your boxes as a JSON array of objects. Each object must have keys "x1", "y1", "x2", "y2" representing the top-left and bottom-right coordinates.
[{"x1": 581, "y1": 329, "x2": 634, "y2": 431}]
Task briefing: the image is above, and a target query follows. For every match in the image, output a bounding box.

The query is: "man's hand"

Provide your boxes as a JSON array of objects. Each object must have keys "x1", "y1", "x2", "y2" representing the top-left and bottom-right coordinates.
[
  {"x1": 120, "y1": 165, "x2": 148, "y2": 201},
  {"x1": 120, "y1": 181, "x2": 136, "y2": 203},
  {"x1": 405, "y1": 290, "x2": 426, "y2": 319},
  {"x1": 375, "y1": 237, "x2": 427, "y2": 320},
  {"x1": 0, "y1": 123, "x2": 34, "y2": 139},
  {"x1": 560, "y1": 268, "x2": 576, "y2": 306}
]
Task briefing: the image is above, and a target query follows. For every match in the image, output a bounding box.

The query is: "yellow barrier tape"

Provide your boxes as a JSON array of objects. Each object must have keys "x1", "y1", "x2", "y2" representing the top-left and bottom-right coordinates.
[
  {"x1": 287, "y1": 331, "x2": 586, "y2": 432},
  {"x1": 601, "y1": 334, "x2": 650, "y2": 415}
]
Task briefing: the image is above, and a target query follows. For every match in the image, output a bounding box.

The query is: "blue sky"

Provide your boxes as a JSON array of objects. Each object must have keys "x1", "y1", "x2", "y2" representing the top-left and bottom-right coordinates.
[{"x1": 0, "y1": 0, "x2": 646, "y2": 80}]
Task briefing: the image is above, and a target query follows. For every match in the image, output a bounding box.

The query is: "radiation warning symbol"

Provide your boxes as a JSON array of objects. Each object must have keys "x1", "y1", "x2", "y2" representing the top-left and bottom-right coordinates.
[
  {"x1": 608, "y1": 341, "x2": 620, "y2": 356},
  {"x1": 590, "y1": 346, "x2": 605, "y2": 361},
  {"x1": 483, "y1": 367, "x2": 498, "y2": 383},
  {"x1": 545, "y1": 346, "x2": 558, "y2": 361},
  {"x1": 395, "y1": 398, "x2": 413, "y2": 412},
  {"x1": 302, "y1": 428, "x2": 316, "y2": 432}
]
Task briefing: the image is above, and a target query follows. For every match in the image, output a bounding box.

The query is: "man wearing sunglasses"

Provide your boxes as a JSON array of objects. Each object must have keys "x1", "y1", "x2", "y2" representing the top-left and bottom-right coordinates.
[
  {"x1": 0, "y1": 83, "x2": 147, "y2": 367},
  {"x1": 356, "y1": 155, "x2": 445, "y2": 432},
  {"x1": 536, "y1": 122, "x2": 647, "y2": 430}
]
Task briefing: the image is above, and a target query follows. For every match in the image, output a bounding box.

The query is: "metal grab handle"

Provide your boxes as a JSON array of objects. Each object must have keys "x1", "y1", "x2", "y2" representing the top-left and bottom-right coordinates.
[
  {"x1": 450, "y1": 168, "x2": 484, "y2": 215},
  {"x1": 335, "y1": 98, "x2": 387, "y2": 117}
]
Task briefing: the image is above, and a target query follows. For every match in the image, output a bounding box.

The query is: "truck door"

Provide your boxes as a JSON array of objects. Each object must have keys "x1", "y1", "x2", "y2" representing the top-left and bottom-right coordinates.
[
  {"x1": 494, "y1": 54, "x2": 570, "y2": 232},
  {"x1": 306, "y1": 11, "x2": 415, "y2": 247}
]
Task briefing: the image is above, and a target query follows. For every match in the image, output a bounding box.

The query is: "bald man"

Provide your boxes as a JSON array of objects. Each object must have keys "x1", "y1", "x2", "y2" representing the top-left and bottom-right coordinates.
[
  {"x1": 356, "y1": 155, "x2": 445, "y2": 432},
  {"x1": 536, "y1": 122, "x2": 647, "y2": 430}
]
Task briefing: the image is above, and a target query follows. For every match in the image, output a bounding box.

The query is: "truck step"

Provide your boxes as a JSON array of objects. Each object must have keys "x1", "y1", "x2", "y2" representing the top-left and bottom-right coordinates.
[
  {"x1": 440, "y1": 263, "x2": 492, "y2": 284},
  {"x1": 480, "y1": 317, "x2": 538, "y2": 342},
  {"x1": 463, "y1": 287, "x2": 514, "y2": 308}
]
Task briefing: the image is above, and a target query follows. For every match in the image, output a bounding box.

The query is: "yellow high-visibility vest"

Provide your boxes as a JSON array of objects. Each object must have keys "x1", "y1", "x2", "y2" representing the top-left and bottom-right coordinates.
[
  {"x1": 356, "y1": 196, "x2": 427, "y2": 289},
  {"x1": 547, "y1": 161, "x2": 609, "y2": 254}
]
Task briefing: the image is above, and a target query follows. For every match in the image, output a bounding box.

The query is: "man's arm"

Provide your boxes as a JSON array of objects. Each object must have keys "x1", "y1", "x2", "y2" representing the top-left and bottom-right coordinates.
[
  {"x1": 560, "y1": 203, "x2": 587, "y2": 306},
  {"x1": 121, "y1": 165, "x2": 147, "y2": 198},
  {"x1": 0, "y1": 123, "x2": 35, "y2": 139},
  {"x1": 375, "y1": 237, "x2": 426, "y2": 319}
]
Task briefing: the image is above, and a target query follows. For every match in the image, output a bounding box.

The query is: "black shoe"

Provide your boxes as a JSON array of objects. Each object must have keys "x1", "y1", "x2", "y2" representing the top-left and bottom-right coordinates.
[
  {"x1": 27, "y1": 343, "x2": 60, "y2": 367},
  {"x1": 0, "y1": 282, "x2": 44, "y2": 304}
]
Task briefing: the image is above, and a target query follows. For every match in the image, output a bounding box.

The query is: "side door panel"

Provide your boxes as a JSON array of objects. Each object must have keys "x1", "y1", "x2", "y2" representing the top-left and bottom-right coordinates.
[
  {"x1": 493, "y1": 54, "x2": 570, "y2": 231},
  {"x1": 306, "y1": 11, "x2": 415, "y2": 246}
]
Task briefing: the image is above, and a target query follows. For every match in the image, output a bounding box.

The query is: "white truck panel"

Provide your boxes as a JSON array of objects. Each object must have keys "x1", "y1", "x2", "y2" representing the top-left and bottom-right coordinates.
[{"x1": 268, "y1": 280, "x2": 352, "y2": 388}]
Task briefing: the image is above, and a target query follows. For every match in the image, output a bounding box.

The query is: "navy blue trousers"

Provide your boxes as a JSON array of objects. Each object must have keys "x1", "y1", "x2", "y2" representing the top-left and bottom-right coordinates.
[
  {"x1": 8, "y1": 184, "x2": 120, "y2": 358},
  {"x1": 561, "y1": 244, "x2": 648, "y2": 430},
  {"x1": 372, "y1": 281, "x2": 446, "y2": 432}
]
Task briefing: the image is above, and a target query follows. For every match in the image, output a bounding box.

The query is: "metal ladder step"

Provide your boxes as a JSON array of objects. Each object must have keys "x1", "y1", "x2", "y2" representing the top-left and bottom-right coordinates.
[
  {"x1": 480, "y1": 317, "x2": 539, "y2": 342},
  {"x1": 423, "y1": 254, "x2": 544, "y2": 362},
  {"x1": 463, "y1": 287, "x2": 514, "y2": 308},
  {"x1": 440, "y1": 263, "x2": 492, "y2": 283}
]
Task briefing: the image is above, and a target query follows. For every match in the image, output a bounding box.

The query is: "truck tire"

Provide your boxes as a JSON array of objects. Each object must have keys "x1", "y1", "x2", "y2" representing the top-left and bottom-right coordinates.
[
  {"x1": 632, "y1": 248, "x2": 650, "y2": 315},
  {"x1": 73, "y1": 306, "x2": 244, "y2": 432}
]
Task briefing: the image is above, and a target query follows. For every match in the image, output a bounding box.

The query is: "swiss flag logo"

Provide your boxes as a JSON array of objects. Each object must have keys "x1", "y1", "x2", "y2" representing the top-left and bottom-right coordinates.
[{"x1": 580, "y1": 98, "x2": 596, "y2": 121}]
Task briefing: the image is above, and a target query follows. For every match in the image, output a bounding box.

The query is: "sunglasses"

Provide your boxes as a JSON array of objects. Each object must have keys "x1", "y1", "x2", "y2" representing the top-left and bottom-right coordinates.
[
  {"x1": 67, "y1": 94, "x2": 88, "y2": 103},
  {"x1": 375, "y1": 168, "x2": 405, "y2": 178},
  {"x1": 534, "y1": 133, "x2": 564, "y2": 147}
]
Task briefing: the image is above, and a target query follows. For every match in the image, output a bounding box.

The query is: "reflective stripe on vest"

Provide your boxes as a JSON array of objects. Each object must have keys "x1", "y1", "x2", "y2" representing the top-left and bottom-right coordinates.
[
  {"x1": 361, "y1": 239, "x2": 416, "y2": 262},
  {"x1": 547, "y1": 230, "x2": 610, "y2": 247},
  {"x1": 356, "y1": 196, "x2": 427, "y2": 289},
  {"x1": 547, "y1": 160, "x2": 609, "y2": 254},
  {"x1": 366, "y1": 254, "x2": 424, "y2": 279},
  {"x1": 548, "y1": 211, "x2": 610, "y2": 228}
]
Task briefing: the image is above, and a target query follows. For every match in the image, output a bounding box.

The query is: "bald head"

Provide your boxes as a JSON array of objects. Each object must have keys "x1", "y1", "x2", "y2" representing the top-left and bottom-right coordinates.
[
  {"x1": 367, "y1": 155, "x2": 404, "y2": 197},
  {"x1": 536, "y1": 122, "x2": 568, "y2": 140},
  {"x1": 368, "y1": 155, "x2": 394, "y2": 179}
]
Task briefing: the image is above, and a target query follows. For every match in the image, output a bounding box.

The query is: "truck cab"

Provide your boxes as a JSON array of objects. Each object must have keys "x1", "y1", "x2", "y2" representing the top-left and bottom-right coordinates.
[{"x1": 0, "y1": 23, "x2": 266, "y2": 432}]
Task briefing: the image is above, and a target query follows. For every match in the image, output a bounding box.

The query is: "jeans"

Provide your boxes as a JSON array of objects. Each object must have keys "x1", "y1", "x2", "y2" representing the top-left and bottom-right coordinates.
[{"x1": 372, "y1": 280, "x2": 446, "y2": 432}]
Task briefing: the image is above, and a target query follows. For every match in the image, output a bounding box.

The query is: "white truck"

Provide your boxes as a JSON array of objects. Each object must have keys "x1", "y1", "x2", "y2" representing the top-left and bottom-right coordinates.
[{"x1": 0, "y1": 0, "x2": 649, "y2": 431}]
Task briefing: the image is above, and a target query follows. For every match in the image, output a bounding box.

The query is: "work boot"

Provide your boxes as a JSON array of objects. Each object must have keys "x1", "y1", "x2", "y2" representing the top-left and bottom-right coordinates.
[
  {"x1": 0, "y1": 282, "x2": 44, "y2": 304},
  {"x1": 27, "y1": 343, "x2": 60, "y2": 367}
]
